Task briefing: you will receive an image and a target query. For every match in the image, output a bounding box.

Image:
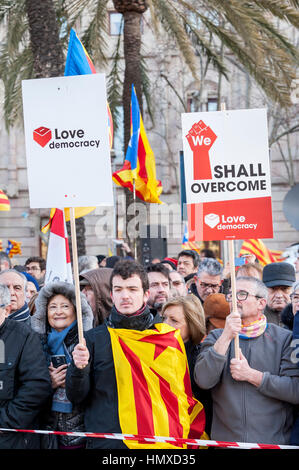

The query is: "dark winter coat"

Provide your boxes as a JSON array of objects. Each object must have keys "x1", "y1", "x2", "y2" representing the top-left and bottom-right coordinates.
[
  {"x1": 65, "y1": 304, "x2": 157, "y2": 449},
  {"x1": 280, "y1": 303, "x2": 294, "y2": 330},
  {"x1": 290, "y1": 310, "x2": 299, "y2": 445},
  {"x1": 0, "y1": 318, "x2": 52, "y2": 449},
  {"x1": 184, "y1": 340, "x2": 213, "y2": 436}
]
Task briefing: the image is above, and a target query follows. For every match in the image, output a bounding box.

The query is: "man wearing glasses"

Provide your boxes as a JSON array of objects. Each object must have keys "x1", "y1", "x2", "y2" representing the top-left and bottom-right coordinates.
[
  {"x1": 190, "y1": 257, "x2": 222, "y2": 304},
  {"x1": 25, "y1": 256, "x2": 46, "y2": 288},
  {"x1": 194, "y1": 276, "x2": 299, "y2": 445}
]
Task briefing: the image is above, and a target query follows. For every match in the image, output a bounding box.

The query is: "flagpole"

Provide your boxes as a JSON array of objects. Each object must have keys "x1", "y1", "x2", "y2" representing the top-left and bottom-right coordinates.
[
  {"x1": 221, "y1": 102, "x2": 239, "y2": 360},
  {"x1": 69, "y1": 207, "x2": 84, "y2": 348},
  {"x1": 133, "y1": 178, "x2": 137, "y2": 260}
]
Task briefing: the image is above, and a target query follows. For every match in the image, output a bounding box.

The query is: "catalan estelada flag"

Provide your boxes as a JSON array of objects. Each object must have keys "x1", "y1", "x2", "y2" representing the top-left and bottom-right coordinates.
[
  {"x1": 239, "y1": 239, "x2": 284, "y2": 266},
  {"x1": 65, "y1": 28, "x2": 113, "y2": 149},
  {"x1": 0, "y1": 189, "x2": 10, "y2": 211},
  {"x1": 112, "y1": 84, "x2": 163, "y2": 204},
  {"x1": 6, "y1": 239, "x2": 22, "y2": 258},
  {"x1": 109, "y1": 323, "x2": 207, "y2": 449}
]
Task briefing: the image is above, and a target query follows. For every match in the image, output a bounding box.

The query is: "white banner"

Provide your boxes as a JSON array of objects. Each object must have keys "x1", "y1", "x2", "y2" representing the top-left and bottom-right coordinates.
[{"x1": 22, "y1": 74, "x2": 114, "y2": 208}]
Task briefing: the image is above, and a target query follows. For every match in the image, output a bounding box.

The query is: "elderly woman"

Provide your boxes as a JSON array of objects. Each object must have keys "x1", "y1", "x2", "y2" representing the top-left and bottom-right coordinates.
[
  {"x1": 161, "y1": 294, "x2": 212, "y2": 435},
  {"x1": 31, "y1": 282, "x2": 93, "y2": 449}
]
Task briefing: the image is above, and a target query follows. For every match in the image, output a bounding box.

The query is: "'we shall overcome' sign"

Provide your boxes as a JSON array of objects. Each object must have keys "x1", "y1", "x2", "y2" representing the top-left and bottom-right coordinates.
[{"x1": 181, "y1": 108, "x2": 273, "y2": 241}]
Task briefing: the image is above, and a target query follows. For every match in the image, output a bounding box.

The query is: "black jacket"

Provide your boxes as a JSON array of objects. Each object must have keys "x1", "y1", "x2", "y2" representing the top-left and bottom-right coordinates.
[
  {"x1": 280, "y1": 303, "x2": 294, "y2": 331},
  {"x1": 0, "y1": 318, "x2": 52, "y2": 449},
  {"x1": 66, "y1": 305, "x2": 157, "y2": 449},
  {"x1": 185, "y1": 340, "x2": 212, "y2": 436}
]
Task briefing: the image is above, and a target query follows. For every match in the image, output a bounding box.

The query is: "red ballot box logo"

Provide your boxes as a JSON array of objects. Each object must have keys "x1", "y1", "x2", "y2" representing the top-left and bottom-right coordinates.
[
  {"x1": 33, "y1": 126, "x2": 52, "y2": 148},
  {"x1": 186, "y1": 120, "x2": 217, "y2": 180}
]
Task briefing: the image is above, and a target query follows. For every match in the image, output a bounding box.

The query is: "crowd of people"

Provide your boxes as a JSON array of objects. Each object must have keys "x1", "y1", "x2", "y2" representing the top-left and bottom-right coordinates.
[{"x1": 0, "y1": 244, "x2": 299, "y2": 450}]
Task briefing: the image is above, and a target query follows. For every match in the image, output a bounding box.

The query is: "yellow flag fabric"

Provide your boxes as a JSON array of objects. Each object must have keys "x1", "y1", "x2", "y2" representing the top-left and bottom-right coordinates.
[
  {"x1": 0, "y1": 189, "x2": 10, "y2": 211},
  {"x1": 41, "y1": 207, "x2": 95, "y2": 233},
  {"x1": 239, "y1": 239, "x2": 284, "y2": 266},
  {"x1": 109, "y1": 323, "x2": 206, "y2": 449}
]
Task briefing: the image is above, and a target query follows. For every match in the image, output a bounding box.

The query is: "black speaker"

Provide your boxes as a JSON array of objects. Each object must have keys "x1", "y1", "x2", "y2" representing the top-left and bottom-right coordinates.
[{"x1": 140, "y1": 225, "x2": 167, "y2": 266}]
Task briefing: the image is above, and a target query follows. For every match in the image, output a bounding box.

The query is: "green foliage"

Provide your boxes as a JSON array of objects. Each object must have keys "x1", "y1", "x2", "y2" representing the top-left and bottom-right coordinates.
[{"x1": 0, "y1": 0, "x2": 298, "y2": 130}]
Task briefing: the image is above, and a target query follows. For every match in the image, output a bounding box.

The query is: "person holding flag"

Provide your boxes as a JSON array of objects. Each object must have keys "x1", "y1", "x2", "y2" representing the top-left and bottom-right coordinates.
[{"x1": 66, "y1": 259, "x2": 207, "y2": 449}]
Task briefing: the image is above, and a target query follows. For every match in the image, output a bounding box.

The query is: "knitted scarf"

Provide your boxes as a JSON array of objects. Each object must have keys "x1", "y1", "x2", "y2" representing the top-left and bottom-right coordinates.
[
  {"x1": 239, "y1": 314, "x2": 267, "y2": 339},
  {"x1": 9, "y1": 303, "x2": 30, "y2": 322},
  {"x1": 106, "y1": 304, "x2": 155, "y2": 331},
  {"x1": 47, "y1": 320, "x2": 77, "y2": 413}
]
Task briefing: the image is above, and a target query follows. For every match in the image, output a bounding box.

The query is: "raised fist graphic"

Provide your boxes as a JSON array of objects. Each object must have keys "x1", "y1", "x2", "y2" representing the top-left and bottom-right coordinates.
[{"x1": 186, "y1": 120, "x2": 217, "y2": 180}]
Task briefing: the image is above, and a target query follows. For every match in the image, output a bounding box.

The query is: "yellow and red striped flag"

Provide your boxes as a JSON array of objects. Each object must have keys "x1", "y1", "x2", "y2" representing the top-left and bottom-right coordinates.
[
  {"x1": 239, "y1": 239, "x2": 284, "y2": 266},
  {"x1": 0, "y1": 190, "x2": 10, "y2": 211},
  {"x1": 0, "y1": 240, "x2": 2, "y2": 251},
  {"x1": 112, "y1": 84, "x2": 162, "y2": 204},
  {"x1": 109, "y1": 323, "x2": 207, "y2": 449}
]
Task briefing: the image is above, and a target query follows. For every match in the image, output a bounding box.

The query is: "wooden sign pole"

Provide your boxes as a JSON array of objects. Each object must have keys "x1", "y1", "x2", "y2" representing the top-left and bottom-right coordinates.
[
  {"x1": 228, "y1": 240, "x2": 240, "y2": 359},
  {"x1": 221, "y1": 102, "x2": 239, "y2": 359},
  {"x1": 69, "y1": 207, "x2": 84, "y2": 345}
]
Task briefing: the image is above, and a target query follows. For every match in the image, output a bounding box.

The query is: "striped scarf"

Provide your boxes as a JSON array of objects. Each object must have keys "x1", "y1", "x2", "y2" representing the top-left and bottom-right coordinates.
[
  {"x1": 239, "y1": 314, "x2": 267, "y2": 339},
  {"x1": 9, "y1": 303, "x2": 30, "y2": 322}
]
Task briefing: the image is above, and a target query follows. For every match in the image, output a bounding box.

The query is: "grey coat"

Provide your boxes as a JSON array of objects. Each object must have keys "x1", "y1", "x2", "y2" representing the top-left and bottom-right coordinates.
[{"x1": 194, "y1": 323, "x2": 299, "y2": 445}]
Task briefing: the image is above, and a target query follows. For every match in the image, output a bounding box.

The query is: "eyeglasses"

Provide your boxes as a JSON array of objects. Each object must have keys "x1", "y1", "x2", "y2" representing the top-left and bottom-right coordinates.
[
  {"x1": 199, "y1": 281, "x2": 220, "y2": 290},
  {"x1": 48, "y1": 304, "x2": 72, "y2": 312},
  {"x1": 290, "y1": 294, "x2": 299, "y2": 304},
  {"x1": 226, "y1": 290, "x2": 262, "y2": 302}
]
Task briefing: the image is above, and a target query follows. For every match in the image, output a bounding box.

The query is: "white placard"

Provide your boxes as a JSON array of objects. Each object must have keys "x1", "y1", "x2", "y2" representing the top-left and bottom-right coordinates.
[
  {"x1": 181, "y1": 108, "x2": 271, "y2": 205},
  {"x1": 22, "y1": 74, "x2": 114, "y2": 208}
]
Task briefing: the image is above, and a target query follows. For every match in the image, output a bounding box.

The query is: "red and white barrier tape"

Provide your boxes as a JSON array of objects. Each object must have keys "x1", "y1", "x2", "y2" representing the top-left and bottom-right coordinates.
[{"x1": 0, "y1": 428, "x2": 298, "y2": 449}]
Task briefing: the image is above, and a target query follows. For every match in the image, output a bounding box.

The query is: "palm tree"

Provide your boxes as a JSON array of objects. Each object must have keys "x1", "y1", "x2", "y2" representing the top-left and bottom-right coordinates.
[
  {"x1": 1, "y1": 0, "x2": 86, "y2": 256},
  {"x1": 1, "y1": 1, "x2": 298, "y2": 131}
]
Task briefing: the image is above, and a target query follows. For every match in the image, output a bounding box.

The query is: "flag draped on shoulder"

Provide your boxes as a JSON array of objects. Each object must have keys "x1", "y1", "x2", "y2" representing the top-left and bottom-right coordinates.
[
  {"x1": 109, "y1": 323, "x2": 207, "y2": 449},
  {"x1": 0, "y1": 189, "x2": 10, "y2": 211},
  {"x1": 112, "y1": 84, "x2": 163, "y2": 204},
  {"x1": 44, "y1": 209, "x2": 73, "y2": 284},
  {"x1": 239, "y1": 239, "x2": 284, "y2": 266}
]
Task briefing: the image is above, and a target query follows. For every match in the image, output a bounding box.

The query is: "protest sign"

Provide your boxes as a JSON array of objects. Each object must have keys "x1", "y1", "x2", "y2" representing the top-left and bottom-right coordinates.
[
  {"x1": 181, "y1": 108, "x2": 273, "y2": 241},
  {"x1": 22, "y1": 74, "x2": 113, "y2": 208},
  {"x1": 22, "y1": 74, "x2": 114, "y2": 346}
]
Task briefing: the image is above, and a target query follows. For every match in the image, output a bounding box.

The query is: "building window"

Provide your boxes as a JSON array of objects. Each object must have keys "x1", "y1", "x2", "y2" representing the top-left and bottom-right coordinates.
[
  {"x1": 109, "y1": 12, "x2": 124, "y2": 36},
  {"x1": 207, "y1": 98, "x2": 218, "y2": 112}
]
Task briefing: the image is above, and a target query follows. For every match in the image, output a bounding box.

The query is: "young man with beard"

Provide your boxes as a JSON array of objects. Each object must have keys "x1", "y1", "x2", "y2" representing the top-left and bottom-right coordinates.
[
  {"x1": 66, "y1": 260, "x2": 205, "y2": 449},
  {"x1": 194, "y1": 276, "x2": 299, "y2": 445},
  {"x1": 146, "y1": 263, "x2": 170, "y2": 320},
  {"x1": 262, "y1": 262, "x2": 296, "y2": 326}
]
